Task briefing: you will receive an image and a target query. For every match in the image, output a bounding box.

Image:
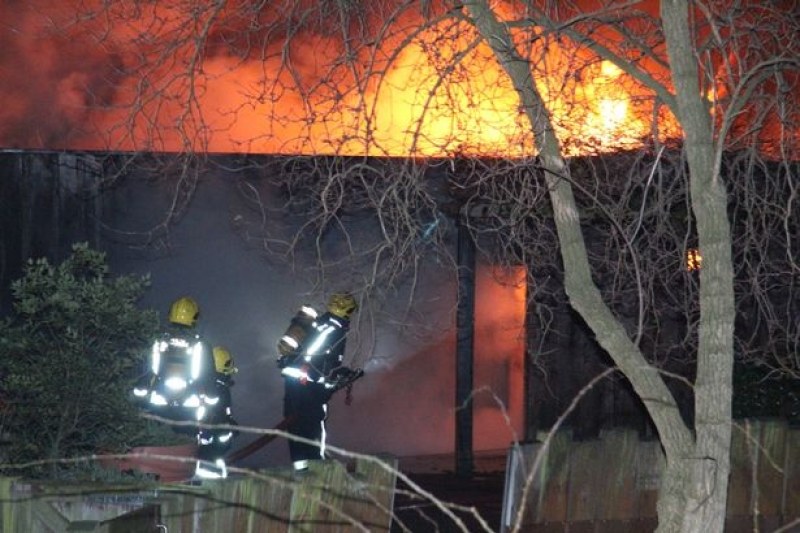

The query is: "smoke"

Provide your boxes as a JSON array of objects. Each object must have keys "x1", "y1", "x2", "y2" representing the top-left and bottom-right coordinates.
[
  {"x1": 0, "y1": 2, "x2": 122, "y2": 148},
  {"x1": 97, "y1": 166, "x2": 526, "y2": 464},
  {"x1": 328, "y1": 262, "x2": 526, "y2": 458}
]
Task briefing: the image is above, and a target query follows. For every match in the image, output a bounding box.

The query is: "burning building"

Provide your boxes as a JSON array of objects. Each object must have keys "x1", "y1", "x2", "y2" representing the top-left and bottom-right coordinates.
[{"x1": 1, "y1": 0, "x2": 799, "y2": 492}]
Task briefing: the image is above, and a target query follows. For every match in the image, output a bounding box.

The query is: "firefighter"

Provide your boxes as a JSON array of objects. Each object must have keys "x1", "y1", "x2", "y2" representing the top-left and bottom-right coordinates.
[
  {"x1": 211, "y1": 346, "x2": 238, "y2": 423},
  {"x1": 194, "y1": 346, "x2": 238, "y2": 479},
  {"x1": 132, "y1": 296, "x2": 217, "y2": 427},
  {"x1": 198, "y1": 347, "x2": 238, "y2": 448},
  {"x1": 278, "y1": 292, "x2": 363, "y2": 472}
]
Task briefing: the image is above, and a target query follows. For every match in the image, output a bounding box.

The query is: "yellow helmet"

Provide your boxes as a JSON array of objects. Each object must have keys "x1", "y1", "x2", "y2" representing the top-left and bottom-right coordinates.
[
  {"x1": 213, "y1": 346, "x2": 237, "y2": 375},
  {"x1": 168, "y1": 297, "x2": 199, "y2": 327},
  {"x1": 327, "y1": 293, "x2": 358, "y2": 319}
]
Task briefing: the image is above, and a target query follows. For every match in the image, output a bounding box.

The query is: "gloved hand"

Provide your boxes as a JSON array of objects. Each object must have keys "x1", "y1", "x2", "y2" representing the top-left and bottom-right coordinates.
[{"x1": 327, "y1": 367, "x2": 364, "y2": 392}]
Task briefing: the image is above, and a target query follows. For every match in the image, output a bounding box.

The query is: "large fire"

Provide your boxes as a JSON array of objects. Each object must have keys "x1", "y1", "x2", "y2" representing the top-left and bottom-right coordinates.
[
  {"x1": 5, "y1": 1, "x2": 792, "y2": 158},
  {"x1": 348, "y1": 24, "x2": 681, "y2": 157},
  {"x1": 118, "y1": 12, "x2": 681, "y2": 157}
]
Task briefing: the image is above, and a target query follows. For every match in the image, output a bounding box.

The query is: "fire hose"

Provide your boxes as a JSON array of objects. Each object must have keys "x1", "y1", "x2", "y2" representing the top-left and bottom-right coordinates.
[
  {"x1": 227, "y1": 368, "x2": 363, "y2": 464},
  {"x1": 226, "y1": 416, "x2": 295, "y2": 463}
]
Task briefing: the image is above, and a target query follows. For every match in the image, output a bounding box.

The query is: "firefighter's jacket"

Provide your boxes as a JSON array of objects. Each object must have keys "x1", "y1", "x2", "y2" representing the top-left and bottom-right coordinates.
[
  {"x1": 133, "y1": 326, "x2": 217, "y2": 410},
  {"x1": 152, "y1": 329, "x2": 215, "y2": 386},
  {"x1": 280, "y1": 312, "x2": 349, "y2": 391}
]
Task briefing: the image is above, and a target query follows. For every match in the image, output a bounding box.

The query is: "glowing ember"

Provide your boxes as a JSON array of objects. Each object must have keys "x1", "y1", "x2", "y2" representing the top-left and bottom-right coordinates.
[{"x1": 687, "y1": 248, "x2": 703, "y2": 271}]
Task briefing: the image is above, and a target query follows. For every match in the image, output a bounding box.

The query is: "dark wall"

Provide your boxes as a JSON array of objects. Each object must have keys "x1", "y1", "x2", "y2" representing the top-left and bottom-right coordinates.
[
  {"x1": 0, "y1": 151, "x2": 103, "y2": 312},
  {"x1": 0, "y1": 150, "x2": 525, "y2": 470},
  {"x1": 5, "y1": 150, "x2": 796, "y2": 468}
]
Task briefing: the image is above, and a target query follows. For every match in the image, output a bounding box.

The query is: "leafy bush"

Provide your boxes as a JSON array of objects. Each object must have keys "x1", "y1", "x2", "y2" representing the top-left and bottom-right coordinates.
[{"x1": 0, "y1": 243, "x2": 187, "y2": 478}]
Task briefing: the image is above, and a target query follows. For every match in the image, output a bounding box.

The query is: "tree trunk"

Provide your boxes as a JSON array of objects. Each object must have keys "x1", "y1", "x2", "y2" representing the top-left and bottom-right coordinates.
[
  {"x1": 661, "y1": 1, "x2": 735, "y2": 531},
  {"x1": 463, "y1": 1, "x2": 734, "y2": 531}
]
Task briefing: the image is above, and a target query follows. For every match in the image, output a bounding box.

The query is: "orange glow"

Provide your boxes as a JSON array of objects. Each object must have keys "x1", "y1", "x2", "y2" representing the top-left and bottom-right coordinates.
[
  {"x1": 473, "y1": 265, "x2": 526, "y2": 449},
  {"x1": 5, "y1": 2, "x2": 684, "y2": 157},
  {"x1": 181, "y1": 20, "x2": 681, "y2": 157},
  {"x1": 687, "y1": 248, "x2": 703, "y2": 271}
]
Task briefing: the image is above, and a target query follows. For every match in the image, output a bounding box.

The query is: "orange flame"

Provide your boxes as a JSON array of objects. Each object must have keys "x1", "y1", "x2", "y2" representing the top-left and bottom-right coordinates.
[
  {"x1": 8, "y1": 3, "x2": 682, "y2": 157},
  {"x1": 687, "y1": 248, "x2": 703, "y2": 271},
  {"x1": 182, "y1": 19, "x2": 681, "y2": 157}
]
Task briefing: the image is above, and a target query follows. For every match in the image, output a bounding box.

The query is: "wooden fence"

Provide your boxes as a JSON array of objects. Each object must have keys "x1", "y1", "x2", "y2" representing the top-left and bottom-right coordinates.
[
  {"x1": 501, "y1": 419, "x2": 800, "y2": 532},
  {"x1": 0, "y1": 456, "x2": 397, "y2": 532}
]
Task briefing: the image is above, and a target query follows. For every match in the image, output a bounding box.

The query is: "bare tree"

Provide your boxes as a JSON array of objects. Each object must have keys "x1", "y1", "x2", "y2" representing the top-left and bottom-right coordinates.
[{"x1": 455, "y1": 2, "x2": 797, "y2": 531}]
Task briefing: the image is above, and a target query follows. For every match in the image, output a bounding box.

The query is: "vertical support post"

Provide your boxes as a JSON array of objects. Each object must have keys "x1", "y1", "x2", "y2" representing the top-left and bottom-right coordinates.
[
  {"x1": 524, "y1": 274, "x2": 537, "y2": 443},
  {"x1": 455, "y1": 216, "x2": 475, "y2": 478}
]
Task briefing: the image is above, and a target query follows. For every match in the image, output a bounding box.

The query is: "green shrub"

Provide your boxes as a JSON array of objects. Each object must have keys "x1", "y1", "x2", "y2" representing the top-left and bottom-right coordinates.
[{"x1": 0, "y1": 243, "x2": 187, "y2": 479}]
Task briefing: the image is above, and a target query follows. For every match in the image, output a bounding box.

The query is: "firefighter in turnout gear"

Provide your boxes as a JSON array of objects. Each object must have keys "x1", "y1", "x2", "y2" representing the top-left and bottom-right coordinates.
[
  {"x1": 278, "y1": 293, "x2": 363, "y2": 472},
  {"x1": 195, "y1": 346, "x2": 239, "y2": 479},
  {"x1": 212, "y1": 345, "x2": 238, "y2": 417},
  {"x1": 200, "y1": 347, "x2": 238, "y2": 441},
  {"x1": 132, "y1": 297, "x2": 218, "y2": 428}
]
